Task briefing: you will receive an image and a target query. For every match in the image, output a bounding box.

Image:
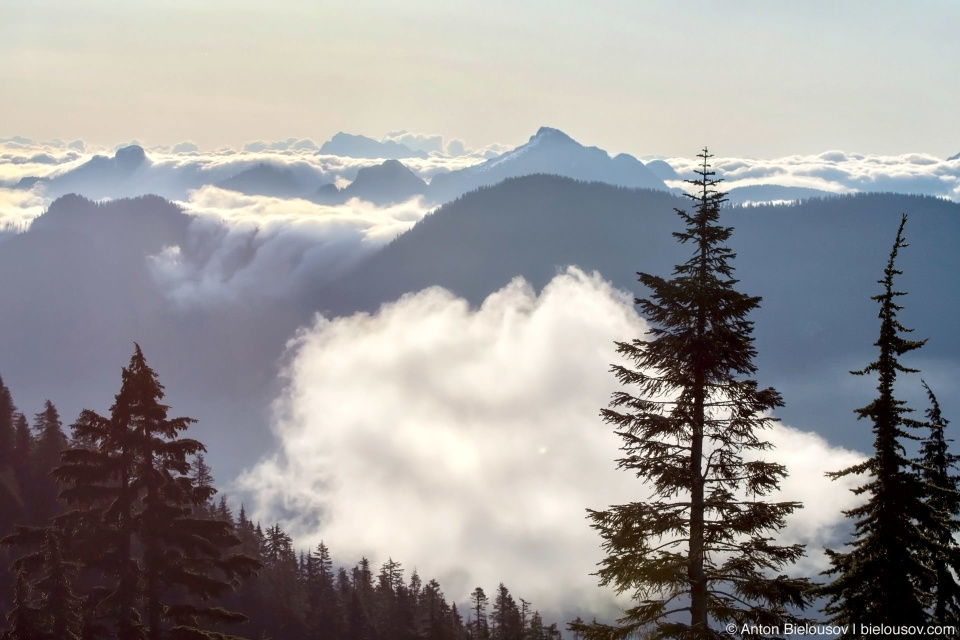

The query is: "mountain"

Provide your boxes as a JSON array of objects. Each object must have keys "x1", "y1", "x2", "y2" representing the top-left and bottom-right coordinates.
[
  {"x1": 949, "y1": 151, "x2": 960, "y2": 161},
  {"x1": 312, "y1": 159, "x2": 427, "y2": 205},
  {"x1": 216, "y1": 163, "x2": 308, "y2": 198},
  {"x1": 41, "y1": 145, "x2": 151, "y2": 199},
  {"x1": 725, "y1": 184, "x2": 835, "y2": 204},
  {"x1": 643, "y1": 159, "x2": 679, "y2": 181},
  {"x1": 319, "y1": 132, "x2": 428, "y2": 159},
  {"x1": 426, "y1": 127, "x2": 668, "y2": 202},
  {"x1": 319, "y1": 176, "x2": 960, "y2": 453}
]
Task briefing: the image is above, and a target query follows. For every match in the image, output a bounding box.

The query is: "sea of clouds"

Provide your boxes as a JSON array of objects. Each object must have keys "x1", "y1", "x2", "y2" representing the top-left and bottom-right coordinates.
[{"x1": 664, "y1": 150, "x2": 960, "y2": 200}]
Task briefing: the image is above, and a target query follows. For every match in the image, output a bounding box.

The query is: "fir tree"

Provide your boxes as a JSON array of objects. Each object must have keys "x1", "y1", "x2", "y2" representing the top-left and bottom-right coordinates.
[
  {"x1": 578, "y1": 150, "x2": 809, "y2": 639},
  {"x1": 469, "y1": 587, "x2": 488, "y2": 640},
  {"x1": 4, "y1": 569, "x2": 41, "y2": 640},
  {"x1": 490, "y1": 584, "x2": 521, "y2": 640},
  {"x1": 30, "y1": 401, "x2": 67, "y2": 526},
  {"x1": 11, "y1": 414, "x2": 31, "y2": 522},
  {"x1": 917, "y1": 381, "x2": 960, "y2": 629},
  {"x1": 33, "y1": 529, "x2": 81, "y2": 640},
  {"x1": 52, "y1": 344, "x2": 258, "y2": 640},
  {"x1": 819, "y1": 215, "x2": 938, "y2": 634}
]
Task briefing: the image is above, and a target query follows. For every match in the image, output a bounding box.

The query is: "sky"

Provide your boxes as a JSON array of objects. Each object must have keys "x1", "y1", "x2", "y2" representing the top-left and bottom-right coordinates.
[{"x1": 3, "y1": 1, "x2": 959, "y2": 158}]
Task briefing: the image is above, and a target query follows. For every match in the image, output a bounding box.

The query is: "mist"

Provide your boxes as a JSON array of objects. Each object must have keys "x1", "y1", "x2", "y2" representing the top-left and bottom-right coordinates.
[{"x1": 237, "y1": 269, "x2": 865, "y2": 618}]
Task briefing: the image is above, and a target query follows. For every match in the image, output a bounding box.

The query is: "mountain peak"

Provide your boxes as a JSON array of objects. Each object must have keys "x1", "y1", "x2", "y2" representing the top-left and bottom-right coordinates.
[
  {"x1": 114, "y1": 145, "x2": 147, "y2": 170},
  {"x1": 530, "y1": 127, "x2": 576, "y2": 145}
]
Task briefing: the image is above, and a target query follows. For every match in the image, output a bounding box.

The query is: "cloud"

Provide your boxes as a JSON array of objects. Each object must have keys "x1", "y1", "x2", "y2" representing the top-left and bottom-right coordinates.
[
  {"x1": 0, "y1": 188, "x2": 47, "y2": 232},
  {"x1": 664, "y1": 151, "x2": 960, "y2": 200},
  {"x1": 172, "y1": 141, "x2": 200, "y2": 154},
  {"x1": 383, "y1": 130, "x2": 446, "y2": 155},
  {"x1": 236, "y1": 269, "x2": 865, "y2": 619},
  {"x1": 149, "y1": 186, "x2": 433, "y2": 307}
]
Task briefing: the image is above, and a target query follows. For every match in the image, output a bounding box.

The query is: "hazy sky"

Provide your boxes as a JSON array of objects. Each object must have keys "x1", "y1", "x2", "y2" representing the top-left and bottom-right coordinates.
[{"x1": 3, "y1": 1, "x2": 959, "y2": 158}]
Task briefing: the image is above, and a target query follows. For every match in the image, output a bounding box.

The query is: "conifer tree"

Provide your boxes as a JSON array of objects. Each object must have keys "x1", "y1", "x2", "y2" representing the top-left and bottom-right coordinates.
[
  {"x1": 11, "y1": 414, "x2": 32, "y2": 522},
  {"x1": 3, "y1": 569, "x2": 41, "y2": 640},
  {"x1": 52, "y1": 344, "x2": 258, "y2": 640},
  {"x1": 469, "y1": 587, "x2": 488, "y2": 640},
  {"x1": 0, "y1": 377, "x2": 19, "y2": 536},
  {"x1": 34, "y1": 529, "x2": 81, "y2": 640},
  {"x1": 819, "y1": 216, "x2": 938, "y2": 633},
  {"x1": 917, "y1": 381, "x2": 960, "y2": 629},
  {"x1": 30, "y1": 401, "x2": 67, "y2": 526},
  {"x1": 578, "y1": 150, "x2": 809, "y2": 639},
  {"x1": 490, "y1": 584, "x2": 521, "y2": 640}
]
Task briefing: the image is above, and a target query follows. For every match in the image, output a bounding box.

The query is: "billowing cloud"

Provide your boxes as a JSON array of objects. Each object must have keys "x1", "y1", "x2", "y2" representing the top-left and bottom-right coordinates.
[
  {"x1": 0, "y1": 188, "x2": 47, "y2": 232},
  {"x1": 236, "y1": 269, "x2": 865, "y2": 619},
  {"x1": 149, "y1": 186, "x2": 433, "y2": 307}
]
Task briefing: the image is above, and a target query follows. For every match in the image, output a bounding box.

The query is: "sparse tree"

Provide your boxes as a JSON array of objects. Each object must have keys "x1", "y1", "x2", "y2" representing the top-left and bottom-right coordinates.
[
  {"x1": 917, "y1": 381, "x2": 960, "y2": 629},
  {"x1": 819, "y1": 216, "x2": 938, "y2": 632},
  {"x1": 578, "y1": 149, "x2": 809, "y2": 639}
]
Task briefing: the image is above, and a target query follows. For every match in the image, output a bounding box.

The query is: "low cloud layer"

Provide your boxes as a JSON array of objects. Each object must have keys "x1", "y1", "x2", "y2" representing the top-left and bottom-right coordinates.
[
  {"x1": 237, "y1": 269, "x2": 865, "y2": 618},
  {"x1": 149, "y1": 187, "x2": 433, "y2": 307},
  {"x1": 665, "y1": 150, "x2": 960, "y2": 200}
]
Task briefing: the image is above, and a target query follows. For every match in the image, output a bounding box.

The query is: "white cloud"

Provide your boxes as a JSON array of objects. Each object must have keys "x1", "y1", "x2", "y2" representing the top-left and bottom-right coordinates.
[
  {"x1": 149, "y1": 186, "x2": 432, "y2": 307},
  {"x1": 236, "y1": 269, "x2": 866, "y2": 618},
  {"x1": 0, "y1": 188, "x2": 47, "y2": 231},
  {"x1": 664, "y1": 151, "x2": 960, "y2": 200}
]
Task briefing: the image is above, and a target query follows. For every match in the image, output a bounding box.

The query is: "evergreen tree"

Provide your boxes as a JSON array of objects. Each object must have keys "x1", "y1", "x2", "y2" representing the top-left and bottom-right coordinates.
[
  {"x1": 30, "y1": 401, "x2": 67, "y2": 526},
  {"x1": 490, "y1": 584, "x2": 521, "y2": 640},
  {"x1": 10, "y1": 415, "x2": 32, "y2": 523},
  {"x1": 819, "y1": 216, "x2": 938, "y2": 634},
  {"x1": 578, "y1": 150, "x2": 809, "y2": 639},
  {"x1": 469, "y1": 587, "x2": 488, "y2": 640},
  {"x1": 0, "y1": 377, "x2": 15, "y2": 503},
  {"x1": 52, "y1": 345, "x2": 258, "y2": 640},
  {"x1": 3, "y1": 569, "x2": 41, "y2": 640},
  {"x1": 306, "y1": 542, "x2": 343, "y2": 640},
  {"x1": 33, "y1": 529, "x2": 81, "y2": 640},
  {"x1": 917, "y1": 381, "x2": 960, "y2": 629}
]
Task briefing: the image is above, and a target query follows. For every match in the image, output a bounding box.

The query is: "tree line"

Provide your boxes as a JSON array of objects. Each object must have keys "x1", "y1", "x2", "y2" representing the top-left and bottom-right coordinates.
[{"x1": 0, "y1": 351, "x2": 558, "y2": 639}]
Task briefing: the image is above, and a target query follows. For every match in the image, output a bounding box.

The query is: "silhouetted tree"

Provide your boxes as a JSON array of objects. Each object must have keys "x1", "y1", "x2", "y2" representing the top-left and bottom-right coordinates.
[
  {"x1": 30, "y1": 402, "x2": 67, "y2": 526},
  {"x1": 3, "y1": 569, "x2": 41, "y2": 640},
  {"x1": 469, "y1": 587, "x2": 488, "y2": 640},
  {"x1": 917, "y1": 381, "x2": 960, "y2": 630},
  {"x1": 819, "y1": 215, "x2": 938, "y2": 633},
  {"x1": 53, "y1": 345, "x2": 258, "y2": 640},
  {"x1": 490, "y1": 584, "x2": 521, "y2": 640},
  {"x1": 33, "y1": 529, "x2": 81, "y2": 640},
  {"x1": 577, "y1": 149, "x2": 809, "y2": 639}
]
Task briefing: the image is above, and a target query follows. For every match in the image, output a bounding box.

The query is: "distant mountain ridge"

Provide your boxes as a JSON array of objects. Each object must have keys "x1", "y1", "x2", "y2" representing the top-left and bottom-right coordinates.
[
  {"x1": 428, "y1": 127, "x2": 668, "y2": 201},
  {"x1": 313, "y1": 159, "x2": 427, "y2": 205},
  {"x1": 319, "y1": 132, "x2": 428, "y2": 159}
]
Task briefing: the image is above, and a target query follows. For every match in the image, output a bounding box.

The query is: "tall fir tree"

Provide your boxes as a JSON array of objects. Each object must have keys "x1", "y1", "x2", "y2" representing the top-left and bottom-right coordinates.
[
  {"x1": 30, "y1": 401, "x2": 68, "y2": 526},
  {"x1": 577, "y1": 149, "x2": 809, "y2": 639},
  {"x1": 916, "y1": 381, "x2": 960, "y2": 630},
  {"x1": 819, "y1": 216, "x2": 939, "y2": 635},
  {"x1": 52, "y1": 344, "x2": 259, "y2": 640},
  {"x1": 469, "y1": 587, "x2": 488, "y2": 640}
]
